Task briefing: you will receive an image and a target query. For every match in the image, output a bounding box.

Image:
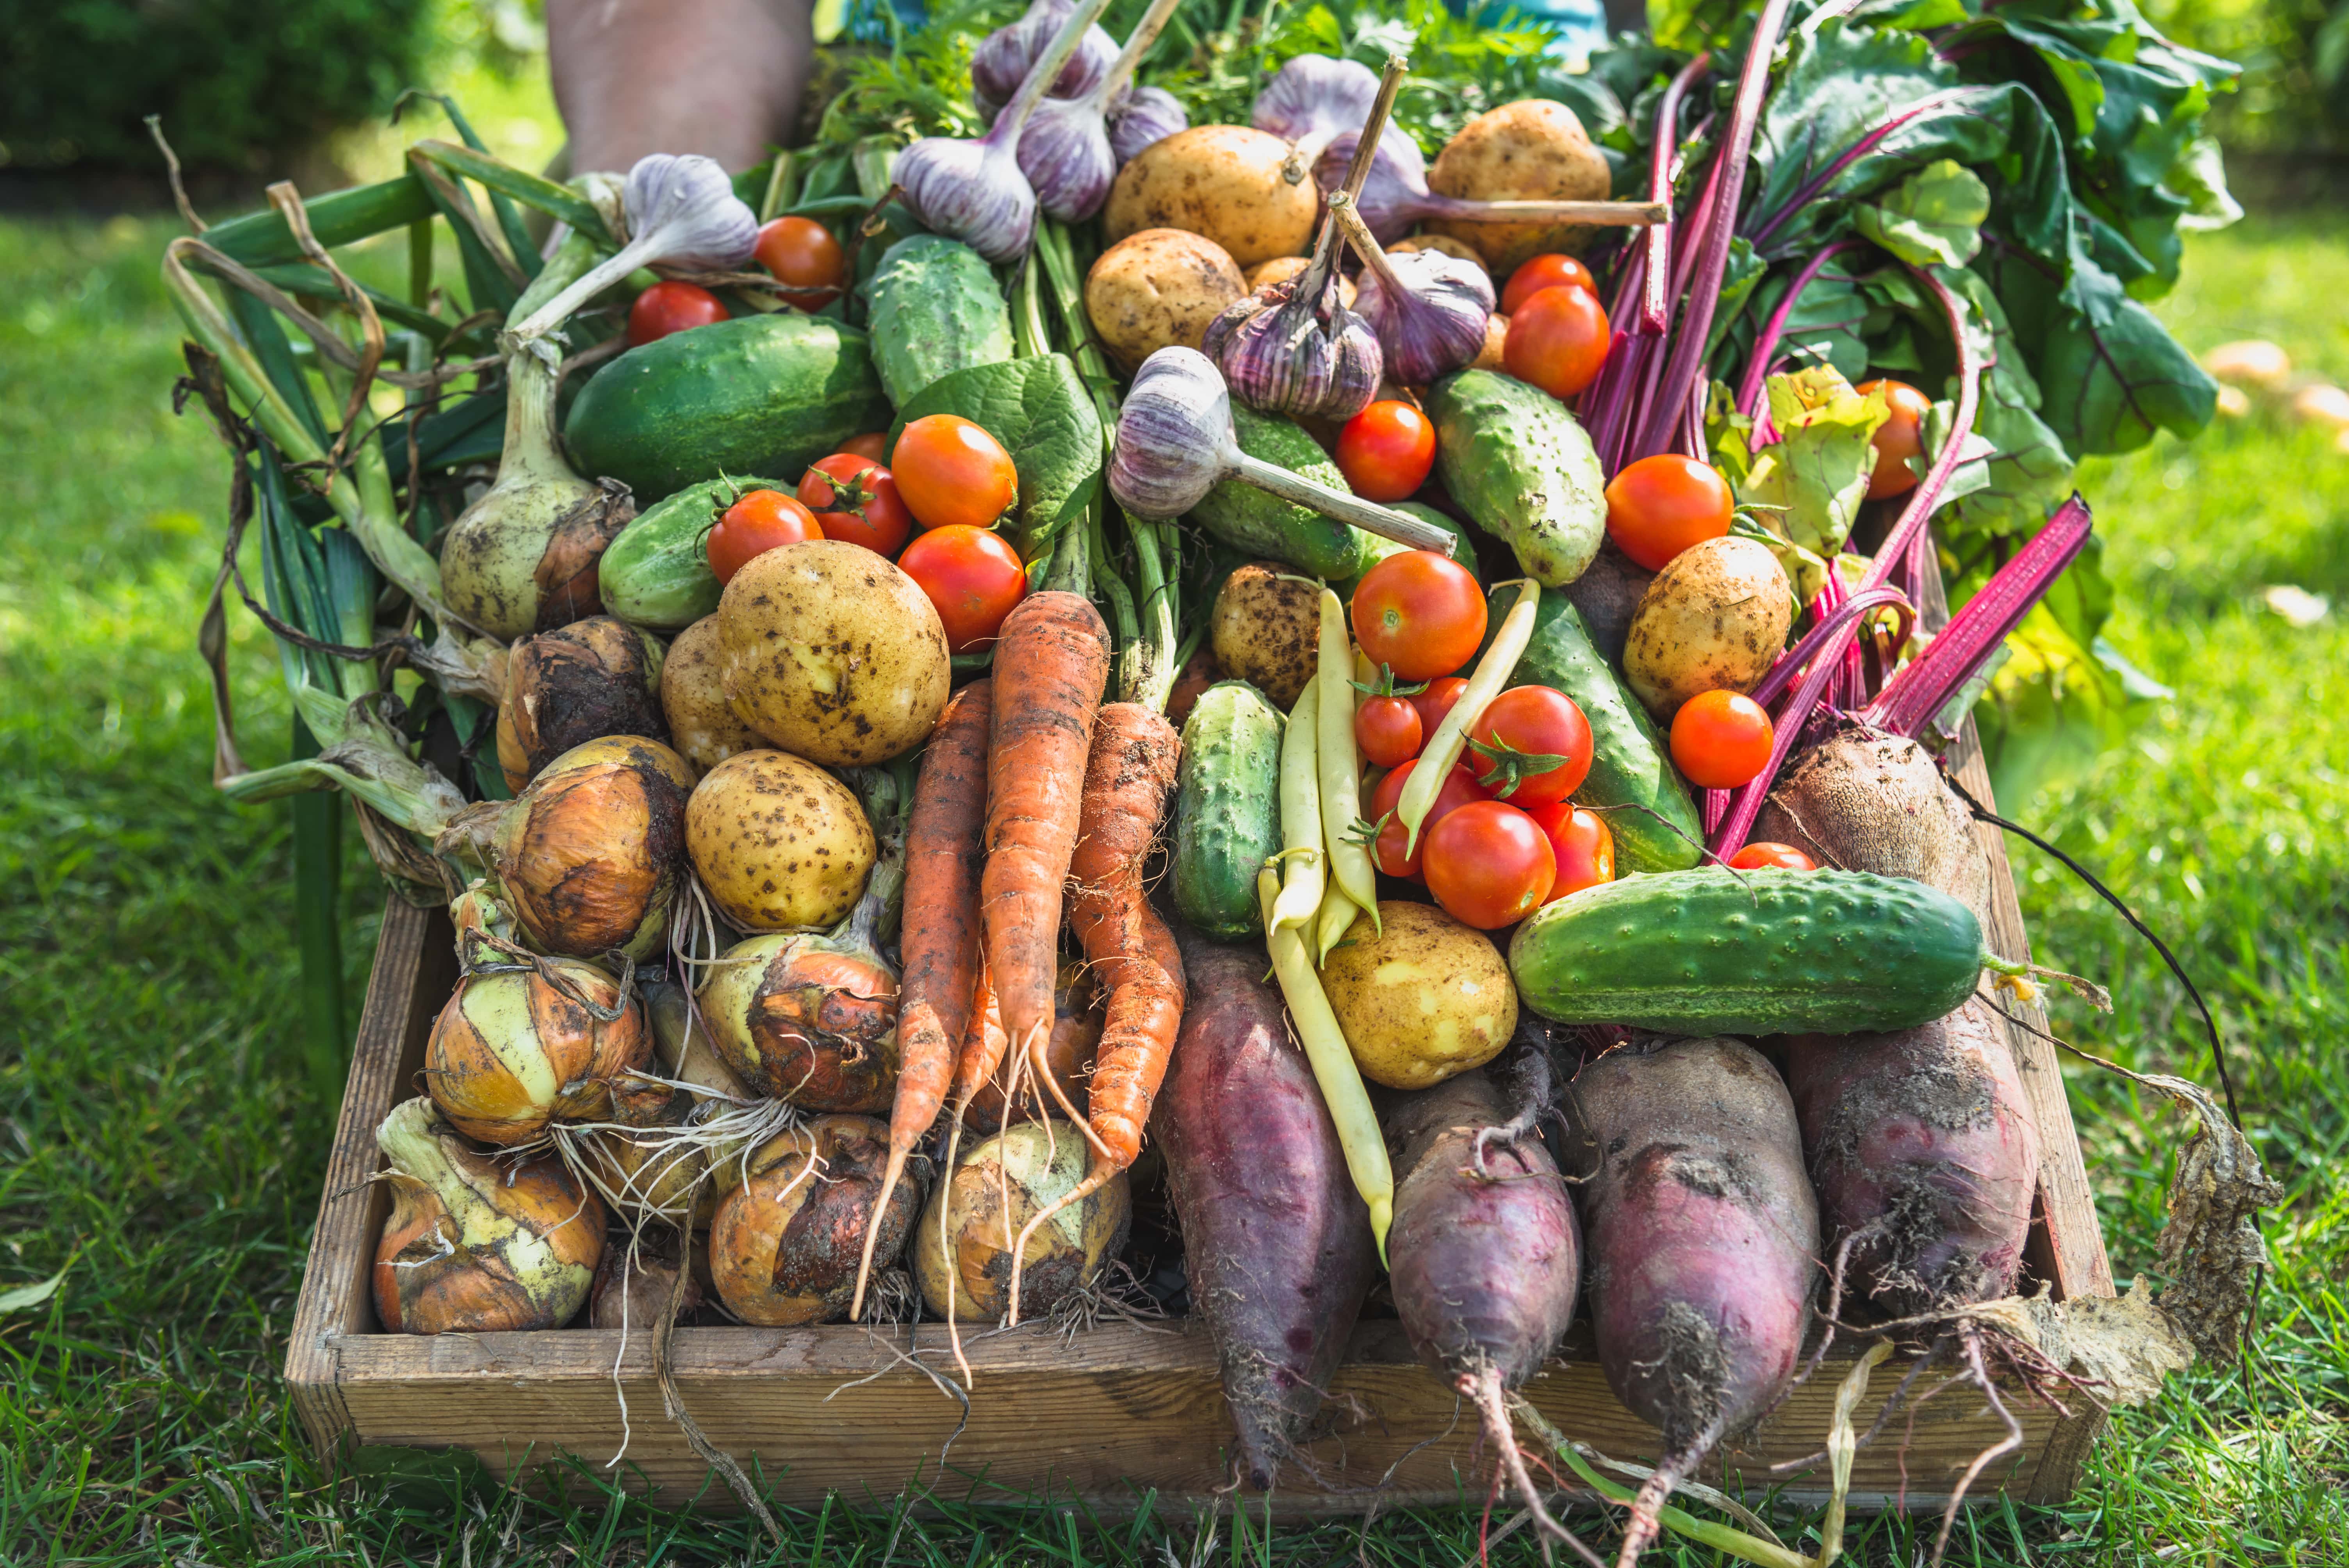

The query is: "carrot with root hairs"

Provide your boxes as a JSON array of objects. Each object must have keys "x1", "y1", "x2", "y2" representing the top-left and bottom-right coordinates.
[
  {"x1": 1007, "y1": 700, "x2": 1187, "y2": 1324},
  {"x1": 850, "y1": 679, "x2": 991, "y2": 1321}
]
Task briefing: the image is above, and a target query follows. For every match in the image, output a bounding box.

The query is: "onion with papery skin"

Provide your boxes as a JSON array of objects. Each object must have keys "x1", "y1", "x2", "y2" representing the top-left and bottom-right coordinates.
[
  {"x1": 686, "y1": 748, "x2": 875, "y2": 932},
  {"x1": 440, "y1": 736, "x2": 695, "y2": 960},
  {"x1": 709, "y1": 1115, "x2": 926, "y2": 1325},
  {"x1": 423, "y1": 953, "x2": 650, "y2": 1145},
  {"x1": 497, "y1": 617, "x2": 667, "y2": 789},
  {"x1": 659, "y1": 615, "x2": 758, "y2": 778},
  {"x1": 913, "y1": 1119, "x2": 1130, "y2": 1323},
  {"x1": 589, "y1": 1230, "x2": 700, "y2": 1330},
  {"x1": 372, "y1": 1097, "x2": 604, "y2": 1334},
  {"x1": 570, "y1": 1066, "x2": 709, "y2": 1221}
]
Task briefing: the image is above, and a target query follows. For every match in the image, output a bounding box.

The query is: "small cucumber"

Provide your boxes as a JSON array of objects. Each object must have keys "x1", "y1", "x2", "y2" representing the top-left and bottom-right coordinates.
[
  {"x1": 1509, "y1": 868, "x2": 1991, "y2": 1035},
  {"x1": 864, "y1": 235, "x2": 1018, "y2": 407},
  {"x1": 1173, "y1": 681, "x2": 1285, "y2": 939},
  {"x1": 1506, "y1": 592, "x2": 1702, "y2": 873},
  {"x1": 597, "y1": 476, "x2": 785, "y2": 631},
  {"x1": 1426, "y1": 369, "x2": 1605, "y2": 586},
  {"x1": 1189, "y1": 407, "x2": 1373, "y2": 582}
]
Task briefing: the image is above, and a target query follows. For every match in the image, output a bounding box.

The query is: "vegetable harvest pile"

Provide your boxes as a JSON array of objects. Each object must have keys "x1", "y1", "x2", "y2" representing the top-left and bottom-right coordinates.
[{"x1": 165, "y1": 0, "x2": 2283, "y2": 1557}]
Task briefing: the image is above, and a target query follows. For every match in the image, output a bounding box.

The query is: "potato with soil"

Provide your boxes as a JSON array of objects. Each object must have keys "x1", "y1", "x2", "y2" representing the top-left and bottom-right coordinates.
[
  {"x1": 1624, "y1": 535, "x2": 1793, "y2": 720},
  {"x1": 1424, "y1": 101, "x2": 1613, "y2": 274},
  {"x1": 1210, "y1": 561, "x2": 1323, "y2": 709},
  {"x1": 660, "y1": 614, "x2": 760, "y2": 776},
  {"x1": 686, "y1": 748, "x2": 875, "y2": 931},
  {"x1": 1244, "y1": 255, "x2": 1358, "y2": 308},
  {"x1": 1320, "y1": 900, "x2": 1517, "y2": 1090},
  {"x1": 1104, "y1": 126, "x2": 1319, "y2": 269},
  {"x1": 913, "y1": 1119, "x2": 1130, "y2": 1323},
  {"x1": 709, "y1": 1116, "x2": 926, "y2": 1326},
  {"x1": 1086, "y1": 229, "x2": 1248, "y2": 371},
  {"x1": 717, "y1": 539, "x2": 950, "y2": 767}
]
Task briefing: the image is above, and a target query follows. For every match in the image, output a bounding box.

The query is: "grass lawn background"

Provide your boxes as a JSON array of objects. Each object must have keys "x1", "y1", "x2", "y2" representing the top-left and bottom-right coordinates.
[{"x1": 1, "y1": 190, "x2": 2344, "y2": 1561}]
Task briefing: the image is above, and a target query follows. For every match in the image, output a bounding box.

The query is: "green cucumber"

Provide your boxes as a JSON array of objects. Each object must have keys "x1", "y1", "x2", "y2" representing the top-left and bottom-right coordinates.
[
  {"x1": 563, "y1": 313, "x2": 888, "y2": 503},
  {"x1": 1173, "y1": 682, "x2": 1285, "y2": 939},
  {"x1": 1188, "y1": 407, "x2": 1373, "y2": 581},
  {"x1": 1426, "y1": 369, "x2": 1605, "y2": 586},
  {"x1": 597, "y1": 476, "x2": 784, "y2": 631},
  {"x1": 1336, "y1": 501, "x2": 1482, "y2": 596},
  {"x1": 1508, "y1": 868, "x2": 1992, "y2": 1035},
  {"x1": 1507, "y1": 592, "x2": 1702, "y2": 873},
  {"x1": 864, "y1": 236, "x2": 1017, "y2": 407}
]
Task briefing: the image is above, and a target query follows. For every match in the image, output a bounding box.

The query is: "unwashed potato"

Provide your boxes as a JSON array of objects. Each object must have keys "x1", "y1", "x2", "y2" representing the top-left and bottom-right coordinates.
[
  {"x1": 716, "y1": 538, "x2": 949, "y2": 766},
  {"x1": 1392, "y1": 234, "x2": 1487, "y2": 271},
  {"x1": 1473, "y1": 312, "x2": 1508, "y2": 372},
  {"x1": 660, "y1": 614, "x2": 760, "y2": 777},
  {"x1": 1321, "y1": 901, "x2": 1517, "y2": 1090},
  {"x1": 1244, "y1": 254, "x2": 1358, "y2": 308},
  {"x1": 1210, "y1": 561, "x2": 1322, "y2": 710},
  {"x1": 1425, "y1": 101, "x2": 1613, "y2": 274},
  {"x1": 685, "y1": 748, "x2": 874, "y2": 931},
  {"x1": 1623, "y1": 535, "x2": 1794, "y2": 720},
  {"x1": 1085, "y1": 229, "x2": 1246, "y2": 371},
  {"x1": 1105, "y1": 126, "x2": 1318, "y2": 270}
]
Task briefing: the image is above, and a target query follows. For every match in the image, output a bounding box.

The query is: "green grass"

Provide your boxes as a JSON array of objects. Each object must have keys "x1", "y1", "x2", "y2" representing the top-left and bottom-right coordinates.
[{"x1": 2, "y1": 207, "x2": 2345, "y2": 1565}]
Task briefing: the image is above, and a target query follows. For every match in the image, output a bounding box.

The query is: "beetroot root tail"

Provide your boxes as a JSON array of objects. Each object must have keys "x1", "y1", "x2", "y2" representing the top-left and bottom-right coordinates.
[{"x1": 1460, "y1": 1368, "x2": 1607, "y2": 1568}]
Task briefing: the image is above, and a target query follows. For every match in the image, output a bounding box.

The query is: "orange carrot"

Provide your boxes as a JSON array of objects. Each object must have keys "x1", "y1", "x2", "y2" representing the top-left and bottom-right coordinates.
[
  {"x1": 980, "y1": 592, "x2": 1110, "y2": 1053},
  {"x1": 1010, "y1": 700, "x2": 1187, "y2": 1323},
  {"x1": 851, "y1": 679, "x2": 992, "y2": 1319}
]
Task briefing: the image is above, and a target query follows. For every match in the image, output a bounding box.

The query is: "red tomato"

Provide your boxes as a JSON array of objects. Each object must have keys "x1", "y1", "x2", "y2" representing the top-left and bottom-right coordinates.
[
  {"x1": 1408, "y1": 676, "x2": 1469, "y2": 741},
  {"x1": 1367, "y1": 758, "x2": 1489, "y2": 880},
  {"x1": 1355, "y1": 694, "x2": 1423, "y2": 769},
  {"x1": 1527, "y1": 802, "x2": 1616, "y2": 900},
  {"x1": 898, "y1": 524, "x2": 1027, "y2": 652},
  {"x1": 1670, "y1": 690, "x2": 1775, "y2": 788},
  {"x1": 1467, "y1": 686, "x2": 1593, "y2": 808},
  {"x1": 839, "y1": 431, "x2": 890, "y2": 462},
  {"x1": 705, "y1": 488, "x2": 820, "y2": 584},
  {"x1": 1502, "y1": 284, "x2": 1610, "y2": 400},
  {"x1": 891, "y1": 415, "x2": 1017, "y2": 531},
  {"x1": 1727, "y1": 841, "x2": 1817, "y2": 871},
  {"x1": 1335, "y1": 400, "x2": 1436, "y2": 502},
  {"x1": 1501, "y1": 254, "x2": 1597, "y2": 315},
  {"x1": 798, "y1": 454, "x2": 913, "y2": 557},
  {"x1": 1422, "y1": 801, "x2": 1555, "y2": 929},
  {"x1": 754, "y1": 216, "x2": 846, "y2": 310},
  {"x1": 1858, "y1": 379, "x2": 1932, "y2": 500},
  {"x1": 1604, "y1": 454, "x2": 1735, "y2": 572},
  {"x1": 1350, "y1": 552, "x2": 1486, "y2": 682},
  {"x1": 626, "y1": 280, "x2": 726, "y2": 346}
]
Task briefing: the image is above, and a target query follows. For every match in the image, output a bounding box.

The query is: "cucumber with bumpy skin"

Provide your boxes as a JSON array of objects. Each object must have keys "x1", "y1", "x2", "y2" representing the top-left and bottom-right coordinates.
[
  {"x1": 1427, "y1": 369, "x2": 1604, "y2": 586},
  {"x1": 1189, "y1": 407, "x2": 1374, "y2": 582},
  {"x1": 1173, "y1": 682, "x2": 1285, "y2": 939},
  {"x1": 864, "y1": 235, "x2": 1017, "y2": 407},
  {"x1": 1509, "y1": 869, "x2": 1996, "y2": 1035},
  {"x1": 597, "y1": 475, "x2": 785, "y2": 631}
]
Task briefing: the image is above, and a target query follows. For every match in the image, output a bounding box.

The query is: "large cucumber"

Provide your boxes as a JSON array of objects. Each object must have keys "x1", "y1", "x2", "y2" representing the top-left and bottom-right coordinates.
[
  {"x1": 864, "y1": 235, "x2": 1017, "y2": 407},
  {"x1": 1173, "y1": 682, "x2": 1285, "y2": 939},
  {"x1": 1507, "y1": 592, "x2": 1701, "y2": 873},
  {"x1": 1189, "y1": 407, "x2": 1374, "y2": 581},
  {"x1": 1508, "y1": 869, "x2": 1991, "y2": 1035},
  {"x1": 564, "y1": 314, "x2": 889, "y2": 502},
  {"x1": 597, "y1": 476, "x2": 786, "y2": 631},
  {"x1": 1426, "y1": 369, "x2": 1604, "y2": 586}
]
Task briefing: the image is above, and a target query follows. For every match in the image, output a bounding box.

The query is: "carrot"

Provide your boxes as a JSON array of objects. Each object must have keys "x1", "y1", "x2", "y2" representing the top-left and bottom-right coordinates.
[
  {"x1": 1009, "y1": 700, "x2": 1187, "y2": 1324},
  {"x1": 980, "y1": 591, "x2": 1111, "y2": 1054},
  {"x1": 850, "y1": 678, "x2": 992, "y2": 1320}
]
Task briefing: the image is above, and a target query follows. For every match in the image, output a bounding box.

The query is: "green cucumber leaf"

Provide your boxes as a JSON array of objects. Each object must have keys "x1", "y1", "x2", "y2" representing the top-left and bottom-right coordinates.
[{"x1": 889, "y1": 355, "x2": 1103, "y2": 563}]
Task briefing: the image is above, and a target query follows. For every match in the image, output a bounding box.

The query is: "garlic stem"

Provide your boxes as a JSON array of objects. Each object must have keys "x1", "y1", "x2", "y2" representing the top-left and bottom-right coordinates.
[
  {"x1": 1428, "y1": 197, "x2": 1670, "y2": 226},
  {"x1": 1227, "y1": 452, "x2": 1454, "y2": 552},
  {"x1": 1093, "y1": 0, "x2": 1182, "y2": 108},
  {"x1": 1337, "y1": 57, "x2": 1408, "y2": 199}
]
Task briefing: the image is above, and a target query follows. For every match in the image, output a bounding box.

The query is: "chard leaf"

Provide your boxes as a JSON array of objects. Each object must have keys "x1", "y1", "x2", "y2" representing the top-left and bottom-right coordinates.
[
  {"x1": 1735, "y1": 365, "x2": 1887, "y2": 562},
  {"x1": 1852, "y1": 159, "x2": 1991, "y2": 268},
  {"x1": 1987, "y1": 249, "x2": 2216, "y2": 455},
  {"x1": 1941, "y1": 391, "x2": 2075, "y2": 541}
]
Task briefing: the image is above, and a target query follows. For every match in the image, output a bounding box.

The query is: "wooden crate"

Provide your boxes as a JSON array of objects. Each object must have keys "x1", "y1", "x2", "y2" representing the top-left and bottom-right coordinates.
[{"x1": 284, "y1": 608, "x2": 2116, "y2": 1520}]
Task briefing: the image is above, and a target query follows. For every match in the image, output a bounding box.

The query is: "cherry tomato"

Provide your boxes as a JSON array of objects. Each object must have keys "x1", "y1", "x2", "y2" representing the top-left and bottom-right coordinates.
[
  {"x1": 1467, "y1": 686, "x2": 1593, "y2": 808},
  {"x1": 1350, "y1": 552, "x2": 1486, "y2": 682},
  {"x1": 839, "y1": 432, "x2": 890, "y2": 462},
  {"x1": 1604, "y1": 454, "x2": 1735, "y2": 572},
  {"x1": 1727, "y1": 841, "x2": 1817, "y2": 871},
  {"x1": 1670, "y1": 690, "x2": 1775, "y2": 788},
  {"x1": 1335, "y1": 400, "x2": 1436, "y2": 502},
  {"x1": 898, "y1": 524, "x2": 1027, "y2": 652},
  {"x1": 1502, "y1": 283, "x2": 1610, "y2": 400},
  {"x1": 705, "y1": 487, "x2": 820, "y2": 584},
  {"x1": 798, "y1": 454, "x2": 913, "y2": 557},
  {"x1": 626, "y1": 280, "x2": 726, "y2": 346},
  {"x1": 1422, "y1": 801, "x2": 1555, "y2": 929},
  {"x1": 1367, "y1": 758, "x2": 1489, "y2": 880},
  {"x1": 891, "y1": 415, "x2": 1018, "y2": 531},
  {"x1": 1527, "y1": 802, "x2": 1616, "y2": 900},
  {"x1": 1355, "y1": 694, "x2": 1423, "y2": 769},
  {"x1": 754, "y1": 216, "x2": 847, "y2": 310},
  {"x1": 1858, "y1": 379, "x2": 1933, "y2": 500},
  {"x1": 1408, "y1": 676, "x2": 1469, "y2": 741},
  {"x1": 1501, "y1": 254, "x2": 1597, "y2": 315}
]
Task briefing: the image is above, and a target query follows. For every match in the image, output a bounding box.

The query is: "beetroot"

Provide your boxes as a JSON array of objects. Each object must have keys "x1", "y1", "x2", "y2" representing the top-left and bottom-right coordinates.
[
  {"x1": 1159, "y1": 930, "x2": 1377, "y2": 1490},
  {"x1": 1574, "y1": 1036, "x2": 1818, "y2": 1567},
  {"x1": 1784, "y1": 998, "x2": 2041, "y2": 1320},
  {"x1": 1750, "y1": 728, "x2": 1993, "y2": 924}
]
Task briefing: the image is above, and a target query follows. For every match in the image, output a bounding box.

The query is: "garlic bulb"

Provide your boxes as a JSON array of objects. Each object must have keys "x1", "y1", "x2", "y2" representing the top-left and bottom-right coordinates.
[
  {"x1": 1014, "y1": 0, "x2": 1184, "y2": 221},
  {"x1": 1200, "y1": 200, "x2": 1381, "y2": 419},
  {"x1": 1251, "y1": 55, "x2": 1419, "y2": 182},
  {"x1": 496, "y1": 616, "x2": 668, "y2": 789},
  {"x1": 423, "y1": 952, "x2": 651, "y2": 1145},
  {"x1": 971, "y1": 0, "x2": 1117, "y2": 120},
  {"x1": 1331, "y1": 196, "x2": 1496, "y2": 386},
  {"x1": 508, "y1": 154, "x2": 757, "y2": 355},
  {"x1": 372, "y1": 1098, "x2": 604, "y2": 1334},
  {"x1": 1106, "y1": 86, "x2": 1187, "y2": 163},
  {"x1": 709, "y1": 1116, "x2": 925, "y2": 1326}
]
